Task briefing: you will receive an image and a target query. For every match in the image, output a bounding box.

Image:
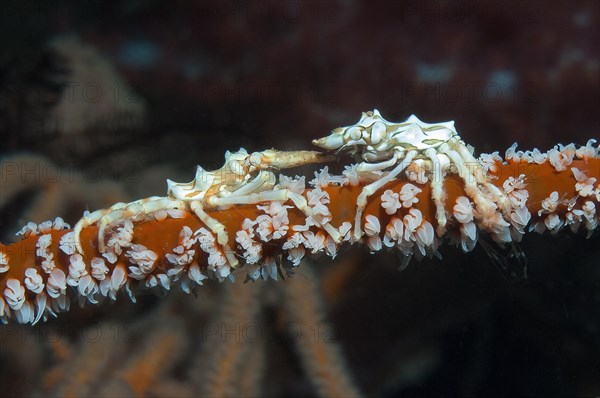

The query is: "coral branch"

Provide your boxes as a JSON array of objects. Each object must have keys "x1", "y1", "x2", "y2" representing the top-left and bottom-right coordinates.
[
  {"x1": 283, "y1": 262, "x2": 363, "y2": 398},
  {"x1": 0, "y1": 139, "x2": 598, "y2": 325},
  {"x1": 190, "y1": 281, "x2": 262, "y2": 397}
]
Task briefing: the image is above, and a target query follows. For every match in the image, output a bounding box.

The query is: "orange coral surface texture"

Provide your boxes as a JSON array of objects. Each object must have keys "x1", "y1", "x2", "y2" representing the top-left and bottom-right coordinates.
[{"x1": 2, "y1": 158, "x2": 598, "y2": 292}]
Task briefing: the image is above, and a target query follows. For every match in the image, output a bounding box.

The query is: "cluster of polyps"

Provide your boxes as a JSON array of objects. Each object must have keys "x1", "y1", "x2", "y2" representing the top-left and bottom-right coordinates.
[
  {"x1": 237, "y1": 183, "x2": 343, "y2": 279},
  {"x1": 506, "y1": 139, "x2": 599, "y2": 171},
  {"x1": 7, "y1": 219, "x2": 73, "y2": 323},
  {"x1": 1, "y1": 218, "x2": 73, "y2": 324},
  {"x1": 0, "y1": 219, "x2": 217, "y2": 325},
  {"x1": 503, "y1": 139, "x2": 599, "y2": 237},
  {"x1": 532, "y1": 168, "x2": 598, "y2": 236},
  {"x1": 370, "y1": 209, "x2": 437, "y2": 269}
]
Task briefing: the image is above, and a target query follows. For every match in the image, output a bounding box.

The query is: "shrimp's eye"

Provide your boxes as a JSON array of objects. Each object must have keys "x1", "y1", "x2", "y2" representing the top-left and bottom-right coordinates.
[
  {"x1": 370, "y1": 121, "x2": 386, "y2": 145},
  {"x1": 347, "y1": 126, "x2": 362, "y2": 141},
  {"x1": 249, "y1": 153, "x2": 261, "y2": 166}
]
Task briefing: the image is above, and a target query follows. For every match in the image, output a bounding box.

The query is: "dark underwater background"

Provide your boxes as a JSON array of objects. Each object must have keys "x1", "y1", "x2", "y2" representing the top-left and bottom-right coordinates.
[{"x1": 0, "y1": 1, "x2": 598, "y2": 396}]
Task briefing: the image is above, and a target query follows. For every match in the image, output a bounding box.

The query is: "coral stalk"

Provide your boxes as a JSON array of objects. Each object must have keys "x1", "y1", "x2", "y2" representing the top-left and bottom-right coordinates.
[
  {"x1": 0, "y1": 138, "x2": 598, "y2": 325},
  {"x1": 282, "y1": 262, "x2": 363, "y2": 398}
]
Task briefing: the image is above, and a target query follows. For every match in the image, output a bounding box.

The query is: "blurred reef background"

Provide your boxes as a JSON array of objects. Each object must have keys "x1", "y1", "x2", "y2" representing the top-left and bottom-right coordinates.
[{"x1": 0, "y1": 1, "x2": 599, "y2": 397}]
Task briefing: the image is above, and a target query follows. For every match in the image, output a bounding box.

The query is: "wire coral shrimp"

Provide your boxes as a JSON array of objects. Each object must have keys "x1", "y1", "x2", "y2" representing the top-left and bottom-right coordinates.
[
  {"x1": 313, "y1": 110, "x2": 511, "y2": 241},
  {"x1": 73, "y1": 148, "x2": 338, "y2": 268}
]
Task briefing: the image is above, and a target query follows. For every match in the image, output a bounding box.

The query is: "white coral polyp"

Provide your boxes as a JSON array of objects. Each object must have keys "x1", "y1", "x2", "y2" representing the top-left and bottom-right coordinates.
[
  {"x1": 254, "y1": 201, "x2": 292, "y2": 241},
  {"x1": 52, "y1": 217, "x2": 70, "y2": 231},
  {"x1": 310, "y1": 166, "x2": 336, "y2": 188},
  {"x1": 254, "y1": 215, "x2": 281, "y2": 242},
  {"x1": 59, "y1": 232, "x2": 77, "y2": 255},
  {"x1": 101, "y1": 265, "x2": 127, "y2": 300},
  {"x1": 279, "y1": 175, "x2": 306, "y2": 194},
  {"x1": 36, "y1": 234, "x2": 51, "y2": 257},
  {"x1": 179, "y1": 226, "x2": 196, "y2": 249},
  {"x1": 205, "y1": 249, "x2": 226, "y2": 269},
  {"x1": 196, "y1": 228, "x2": 220, "y2": 254},
  {"x1": 489, "y1": 215, "x2": 512, "y2": 243},
  {"x1": 414, "y1": 221, "x2": 435, "y2": 254},
  {"x1": 508, "y1": 189, "x2": 529, "y2": 209},
  {"x1": 575, "y1": 139, "x2": 598, "y2": 160},
  {"x1": 235, "y1": 228, "x2": 262, "y2": 264},
  {"x1": 453, "y1": 196, "x2": 474, "y2": 223},
  {"x1": 246, "y1": 256, "x2": 279, "y2": 282},
  {"x1": 503, "y1": 175, "x2": 526, "y2": 194},
  {"x1": 126, "y1": 244, "x2": 158, "y2": 276},
  {"x1": 106, "y1": 220, "x2": 134, "y2": 255},
  {"x1": 403, "y1": 208, "x2": 423, "y2": 240},
  {"x1": 46, "y1": 269, "x2": 67, "y2": 298},
  {"x1": 510, "y1": 206, "x2": 531, "y2": 235},
  {"x1": 67, "y1": 254, "x2": 88, "y2": 287},
  {"x1": 529, "y1": 148, "x2": 547, "y2": 164},
  {"x1": 306, "y1": 187, "x2": 332, "y2": 223},
  {"x1": 77, "y1": 275, "x2": 98, "y2": 302},
  {"x1": 399, "y1": 183, "x2": 422, "y2": 208},
  {"x1": 16, "y1": 222, "x2": 38, "y2": 239},
  {"x1": 539, "y1": 191, "x2": 560, "y2": 215},
  {"x1": 380, "y1": 189, "x2": 402, "y2": 215},
  {"x1": 571, "y1": 168, "x2": 597, "y2": 197},
  {"x1": 364, "y1": 215, "x2": 381, "y2": 236},
  {"x1": 286, "y1": 246, "x2": 306, "y2": 266},
  {"x1": 582, "y1": 201, "x2": 598, "y2": 233},
  {"x1": 341, "y1": 164, "x2": 361, "y2": 186},
  {"x1": 188, "y1": 263, "x2": 208, "y2": 286},
  {"x1": 303, "y1": 231, "x2": 326, "y2": 254},
  {"x1": 478, "y1": 151, "x2": 502, "y2": 173},
  {"x1": 364, "y1": 214, "x2": 382, "y2": 252},
  {"x1": 13, "y1": 301, "x2": 34, "y2": 324},
  {"x1": 166, "y1": 226, "x2": 197, "y2": 267},
  {"x1": 458, "y1": 222, "x2": 477, "y2": 252},
  {"x1": 324, "y1": 235, "x2": 339, "y2": 259},
  {"x1": 4, "y1": 279, "x2": 26, "y2": 310},
  {"x1": 398, "y1": 208, "x2": 436, "y2": 256},
  {"x1": 90, "y1": 258, "x2": 109, "y2": 281},
  {"x1": 505, "y1": 143, "x2": 522, "y2": 162},
  {"x1": 544, "y1": 213, "x2": 563, "y2": 232},
  {"x1": 338, "y1": 222, "x2": 353, "y2": 242},
  {"x1": 38, "y1": 220, "x2": 53, "y2": 234},
  {"x1": 383, "y1": 217, "x2": 404, "y2": 248},
  {"x1": 547, "y1": 144, "x2": 576, "y2": 171},
  {"x1": 24, "y1": 268, "x2": 45, "y2": 294},
  {"x1": 246, "y1": 264, "x2": 261, "y2": 281},
  {"x1": 0, "y1": 252, "x2": 9, "y2": 273},
  {"x1": 282, "y1": 232, "x2": 306, "y2": 266},
  {"x1": 36, "y1": 234, "x2": 56, "y2": 273}
]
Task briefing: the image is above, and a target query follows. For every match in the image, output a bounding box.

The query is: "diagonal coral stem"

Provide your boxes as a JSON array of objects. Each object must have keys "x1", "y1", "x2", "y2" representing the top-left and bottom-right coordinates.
[{"x1": 0, "y1": 152, "x2": 598, "y2": 324}]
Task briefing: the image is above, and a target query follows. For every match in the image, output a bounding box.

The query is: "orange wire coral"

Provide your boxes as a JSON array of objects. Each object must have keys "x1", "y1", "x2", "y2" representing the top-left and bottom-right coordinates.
[{"x1": 0, "y1": 112, "x2": 598, "y2": 325}]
